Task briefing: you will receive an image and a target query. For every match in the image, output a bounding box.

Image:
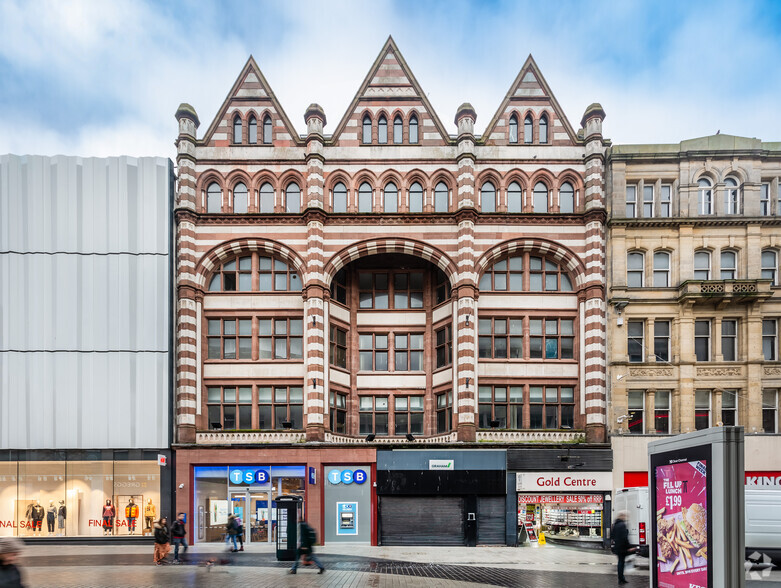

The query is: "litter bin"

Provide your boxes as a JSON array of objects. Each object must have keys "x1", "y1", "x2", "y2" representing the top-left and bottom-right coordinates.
[{"x1": 275, "y1": 495, "x2": 303, "y2": 561}]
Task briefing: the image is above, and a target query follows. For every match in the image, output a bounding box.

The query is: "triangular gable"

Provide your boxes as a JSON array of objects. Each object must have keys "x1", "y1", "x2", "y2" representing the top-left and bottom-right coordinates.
[
  {"x1": 330, "y1": 36, "x2": 450, "y2": 146},
  {"x1": 481, "y1": 55, "x2": 579, "y2": 146},
  {"x1": 199, "y1": 56, "x2": 302, "y2": 148}
]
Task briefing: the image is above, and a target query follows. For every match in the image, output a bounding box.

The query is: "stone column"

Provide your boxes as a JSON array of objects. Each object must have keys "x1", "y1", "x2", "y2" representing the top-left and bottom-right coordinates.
[
  {"x1": 304, "y1": 104, "x2": 326, "y2": 211},
  {"x1": 712, "y1": 388, "x2": 723, "y2": 426},
  {"x1": 455, "y1": 284, "x2": 477, "y2": 441},
  {"x1": 645, "y1": 389, "x2": 656, "y2": 434},
  {"x1": 455, "y1": 104, "x2": 476, "y2": 210}
]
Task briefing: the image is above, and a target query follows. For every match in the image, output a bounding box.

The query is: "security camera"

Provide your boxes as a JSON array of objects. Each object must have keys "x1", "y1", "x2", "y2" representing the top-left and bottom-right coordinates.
[{"x1": 178, "y1": 483, "x2": 185, "y2": 489}]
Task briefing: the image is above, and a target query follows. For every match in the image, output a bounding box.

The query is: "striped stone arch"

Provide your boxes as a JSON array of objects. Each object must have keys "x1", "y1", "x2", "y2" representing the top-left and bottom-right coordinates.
[
  {"x1": 322, "y1": 238, "x2": 458, "y2": 287},
  {"x1": 193, "y1": 238, "x2": 306, "y2": 290},
  {"x1": 476, "y1": 238, "x2": 588, "y2": 289}
]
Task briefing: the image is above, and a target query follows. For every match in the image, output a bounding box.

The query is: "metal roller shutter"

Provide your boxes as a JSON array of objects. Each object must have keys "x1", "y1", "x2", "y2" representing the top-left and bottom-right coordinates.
[
  {"x1": 379, "y1": 496, "x2": 465, "y2": 546},
  {"x1": 477, "y1": 496, "x2": 506, "y2": 545}
]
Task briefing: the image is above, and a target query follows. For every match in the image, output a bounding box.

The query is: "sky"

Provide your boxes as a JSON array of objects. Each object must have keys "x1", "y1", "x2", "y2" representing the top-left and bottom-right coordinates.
[{"x1": 1, "y1": 0, "x2": 781, "y2": 160}]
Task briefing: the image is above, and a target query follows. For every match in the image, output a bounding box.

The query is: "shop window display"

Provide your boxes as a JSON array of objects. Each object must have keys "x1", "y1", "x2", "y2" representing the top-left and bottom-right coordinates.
[
  {"x1": 0, "y1": 460, "x2": 161, "y2": 537},
  {"x1": 518, "y1": 495, "x2": 603, "y2": 543}
]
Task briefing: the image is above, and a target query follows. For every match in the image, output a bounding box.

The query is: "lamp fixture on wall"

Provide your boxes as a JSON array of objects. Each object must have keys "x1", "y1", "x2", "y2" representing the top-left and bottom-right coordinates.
[
  {"x1": 465, "y1": 314, "x2": 470, "y2": 326},
  {"x1": 406, "y1": 434, "x2": 415, "y2": 442},
  {"x1": 312, "y1": 378, "x2": 317, "y2": 389},
  {"x1": 312, "y1": 315, "x2": 317, "y2": 326},
  {"x1": 365, "y1": 434, "x2": 376, "y2": 442},
  {"x1": 465, "y1": 378, "x2": 470, "y2": 388}
]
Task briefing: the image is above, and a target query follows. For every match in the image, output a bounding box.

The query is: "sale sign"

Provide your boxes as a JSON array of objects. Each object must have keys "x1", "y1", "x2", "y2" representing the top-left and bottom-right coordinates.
[{"x1": 652, "y1": 447, "x2": 711, "y2": 588}]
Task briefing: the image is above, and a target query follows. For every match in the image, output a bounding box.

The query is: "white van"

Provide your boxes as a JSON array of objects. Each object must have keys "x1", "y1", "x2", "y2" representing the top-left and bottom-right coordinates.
[{"x1": 613, "y1": 487, "x2": 650, "y2": 557}]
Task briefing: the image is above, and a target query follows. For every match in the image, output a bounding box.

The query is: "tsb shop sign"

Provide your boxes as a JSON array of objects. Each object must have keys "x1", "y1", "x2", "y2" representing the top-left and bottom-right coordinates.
[
  {"x1": 328, "y1": 469, "x2": 367, "y2": 485},
  {"x1": 229, "y1": 467, "x2": 270, "y2": 485}
]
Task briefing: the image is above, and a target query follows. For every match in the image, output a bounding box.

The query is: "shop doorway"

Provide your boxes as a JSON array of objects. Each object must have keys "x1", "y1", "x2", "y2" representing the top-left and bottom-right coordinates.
[{"x1": 229, "y1": 490, "x2": 273, "y2": 544}]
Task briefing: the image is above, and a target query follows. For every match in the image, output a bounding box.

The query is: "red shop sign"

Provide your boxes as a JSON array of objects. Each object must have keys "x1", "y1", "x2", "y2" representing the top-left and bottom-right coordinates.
[{"x1": 517, "y1": 494, "x2": 604, "y2": 504}]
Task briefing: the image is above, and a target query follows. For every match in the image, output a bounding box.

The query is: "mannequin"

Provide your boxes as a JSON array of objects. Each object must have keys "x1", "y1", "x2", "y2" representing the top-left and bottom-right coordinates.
[
  {"x1": 125, "y1": 499, "x2": 139, "y2": 535},
  {"x1": 30, "y1": 500, "x2": 45, "y2": 536},
  {"x1": 57, "y1": 500, "x2": 67, "y2": 536},
  {"x1": 102, "y1": 499, "x2": 115, "y2": 536},
  {"x1": 144, "y1": 499, "x2": 156, "y2": 536},
  {"x1": 46, "y1": 501, "x2": 56, "y2": 534}
]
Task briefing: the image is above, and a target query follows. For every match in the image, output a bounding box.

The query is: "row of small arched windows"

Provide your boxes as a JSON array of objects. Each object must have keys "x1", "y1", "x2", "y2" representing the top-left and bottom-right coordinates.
[
  {"x1": 626, "y1": 249, "x2": 780, "y2": 287},
  {"x1": 233, "y1": 113, "x2": 273, "y2": 145},
  {"x1": 509, "y1": 113, "x2": 549, "y2": 145},
  {"x1": 363, "y1": 112, "x2": 419, "y2": 145},
  {"x1": 206, "y1": 182, "x2": 301, "y2": 214}
]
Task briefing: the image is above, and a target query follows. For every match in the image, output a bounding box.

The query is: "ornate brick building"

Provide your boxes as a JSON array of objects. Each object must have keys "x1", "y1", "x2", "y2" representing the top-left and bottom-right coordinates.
[{"x1": 173, "y1": 38, "x2": 609, "y2": 545}]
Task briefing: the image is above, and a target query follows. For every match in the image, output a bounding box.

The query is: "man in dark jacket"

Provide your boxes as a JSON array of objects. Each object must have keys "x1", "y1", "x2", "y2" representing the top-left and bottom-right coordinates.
[
  {"x1": 611, "y1": 512, "x2": 632, "y2": 584},
  {"x1": 0, "y1": 537, "x2": 25, "y2": 587},
  {"x1": 289, "y1": 520, "x2": 324, "y2": 574},
  {"x1": 171, "y1": 513, "x2": 188, "y2": 563}
]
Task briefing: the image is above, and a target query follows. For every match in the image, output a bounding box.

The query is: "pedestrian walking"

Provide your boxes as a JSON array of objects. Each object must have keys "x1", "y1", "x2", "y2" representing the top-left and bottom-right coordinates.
[
  {"x1": 171, "y1": 513, "x2": 188, "y2": 563},
  {"x1": 0, "y1": 537, "x2": 26, "y2": 588},
  {"x1": 225, "y1": 513, "x2": 239, "y2": 552},
  {"x1": 289, "y1": 520, "x2": 324, "y2": 574},
  {"x1": 611, "y1": 511, "x2": 634, "y2": 585},
  {"x1": 235, "y1": 516, "x2": 245, "y2": 552},
  {"x1": 153, "y1": 517, "x2": 171, "y2": 565}
]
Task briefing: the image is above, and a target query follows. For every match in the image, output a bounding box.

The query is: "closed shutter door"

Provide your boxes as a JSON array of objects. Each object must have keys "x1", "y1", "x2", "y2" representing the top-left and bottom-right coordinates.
[
  {"x1": 477, "y1": 496, "x2": 506, "y2": 545},
  {"x1": 380, "y1": 496, "x2": 465, "y2": 546}
]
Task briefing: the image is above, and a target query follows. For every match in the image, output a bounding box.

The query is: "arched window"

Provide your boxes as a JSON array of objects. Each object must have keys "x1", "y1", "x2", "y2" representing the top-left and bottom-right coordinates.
[
  {"x1": 258, "y1": 255, "x2": 302, "y2": 292},
  {"x1": 698, "y1": 178, "x2": 713, "y2": 215},
  {"x1": 207, "y1": 182, "x2": 222, "y2": 213},
  {"x1": 507, "y1": 182, "x2": 522, "y2": 213},
  {"x1": 285, "y1": 183, "x2": 301, "y2": 213},
  {"x1": 208, "y1": 256, "x2": 252, "y2": 292},
  {"x1": 524, "y1": 115, "x2": 533, "y2": 144},
  {"x1": 333, "y1": 182, "x2": 347, "y2": 213},
  {"x1": 384, "y1": 182, "x2": 398, "y2": 213},
  {"x1": 233, "y1": 115, "x2": 242, "y2": 144},
  {"x1": 509, "y1": 114, "x2": 518, "y2": 144},
  {"x1": 393, "y1": 116, "x2": 403, "y2": 144},
  {"x1": 533, "y1": 182, "x2": 548, "y2": 213},
  {"x1": 434, "y1": 182, "x2": 448, "y2": 212},
  {"x1": 559, "y1": 182, "x2": 574, "y2": 213},
  {"x1": 409, "y1": 114, "x2": 418, "y2": 144},
  {"x1": 653, "y1": 251, "x2": 670, "y2": 287},
  {"x1": 529, "y1": 256, "x2": 573, "y2": 291},
  {"x1": 721, "y1": 250, "x2": 737, "y2": 280},
  {"x1": 627, "y1": 252, "x2": 645, "y2": 287},
  {"x1": 539, "y1": 114, "x2": 548, "y2": 144},
  {"x1": 481, "y1": 182, "x2": 496, "y2": 213},
  {"x1": 378, "y1": 115, "x2": 388, "y2": 144},
  {"x1": 362, "y1": 114, "x2": 372, "y2": 144},
  {"x1": 762, "y1": 250, "x2": 778, "y2": 285},
  {"x1": 259, "y1": 183, "x2": 274, "y2": 213},
  {"x1": 724, "y1": 177, "x2": 739, "y2": 215},
  {"x1": 233, "y1": 182, "x2": 248, "y2": 214},
  {"x1": 409, "y1": 182, "x2": 423, "y2": 213},
  {"x1": 358, "y1": 182, "x2": 372, "y2": 213},
  {"x1": 248, "y1": 116, "x2": 257, "y2": 144},
  {"x1": 478, "y1": 253, "x2": 573, "y2": 292},
  {"x1": 694, "y1": 250, "x2": 711, "y2": 280},
  {"x1": 263, "y1": 115, "x2": 272, "y2": 144}
]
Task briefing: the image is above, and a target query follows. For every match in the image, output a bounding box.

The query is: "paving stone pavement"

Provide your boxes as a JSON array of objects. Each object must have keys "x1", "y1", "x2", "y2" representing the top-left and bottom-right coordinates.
[{"x1": 13, "y1": 543, "x2": 781, "y2": 587}]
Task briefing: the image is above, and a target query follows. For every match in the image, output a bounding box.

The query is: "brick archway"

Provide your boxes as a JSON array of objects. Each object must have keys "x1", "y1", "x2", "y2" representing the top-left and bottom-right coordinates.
[{"x1": 476, "y1": 238, "x2": 587, "y2": 288}]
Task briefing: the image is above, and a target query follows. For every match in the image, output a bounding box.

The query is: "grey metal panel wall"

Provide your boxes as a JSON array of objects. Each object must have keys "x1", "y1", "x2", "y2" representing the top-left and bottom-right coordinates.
[
  {"x1": 377, "y1": 449, "x2": 506, "y2": 471},
  {"x1": 0, "y1": 155, "x2": 171, "y2": 450},
  {"x1": 507, "y1": 448, "x2": 613, "y2": 471}
]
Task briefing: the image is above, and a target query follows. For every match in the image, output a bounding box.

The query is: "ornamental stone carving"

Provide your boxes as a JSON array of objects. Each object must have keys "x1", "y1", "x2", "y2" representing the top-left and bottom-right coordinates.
[
  {"x1": 696, "y1": 367, "x2": 742, "y2": 377},
  {"x1": 628, "y1": 368, "x2": 674, "y2": 377},
  {"x1": 763, "y1": 367, "x2": 781, "y2": 376}
]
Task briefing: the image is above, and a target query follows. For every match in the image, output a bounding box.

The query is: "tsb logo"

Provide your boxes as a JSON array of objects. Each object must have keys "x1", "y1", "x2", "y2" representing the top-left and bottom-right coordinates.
[{"x1": 229, "y1": 468, "x2": 269, "y2": 485}]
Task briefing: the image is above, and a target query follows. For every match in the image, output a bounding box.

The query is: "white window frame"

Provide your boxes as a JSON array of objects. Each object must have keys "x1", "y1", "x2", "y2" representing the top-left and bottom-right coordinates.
[
  {"x1": 660, "y1": 185, "x2": 672, "y2": 217},
  {"x1": 627, "y1": 320, "x2": 645, "y2": 363},
  {"x1": 643, "y1": 185, "x2": 654, "y2": 217},
  {"x1": 762, "y1": 250, "x2": 778, "y2": 285},
  {"x1": 695, "y1": 389, "x2": 712, "y2": 430},
  {"x1": 654, "y1": 390, "x2": 671, "y2": 434},
  {"x1": 626, "y1": 185, "x2": 637, "y2": 218},
  {"x1": 694, "y1": 250, "x2": 711, "y2": 280},
  {"x1": 627, "y1": 390, "x2": 645, "y2": 434},
  {"x1": 763, "y1": 390, "x2": 778, "y2": 433},
  {"x1": 653, "y1": 251, "x2": 670, "y2": 287},
  {"x1": 694, "y1": 319, "x2": 711, "y2": 362},
  {"x1": 698, "y1": 178, "x2": 713, "y2": 215},
  {"x1": 720, "y1": 250, "x2": 737, "y2": 280},
  {"x1": 763, "y1": 319, "x2": 778, "y2": 361},
  {"x1": 721, "y1": 389, "x2": 738, "y2": 426},
  {"x1": 721, "y1": 319, "x2": 738, "y2": 362},
  {"x1": 627, "y1": 251, "x2": 645, "y2": 288},
  {"x1": 654, "y1": 320, "x2": 671, "y2": 362},
  {"x1": 760, "y1": 183, "x2": 770, "y2": 216},
  {"x1": 724, "y1": 177, "x2": 740, "y2": 215}
]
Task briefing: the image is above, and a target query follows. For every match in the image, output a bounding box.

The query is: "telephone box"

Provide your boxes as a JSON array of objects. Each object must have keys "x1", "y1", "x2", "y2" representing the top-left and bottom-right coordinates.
[{"x1": 275, "y1": 495, "x2": 303, "y2": 561}]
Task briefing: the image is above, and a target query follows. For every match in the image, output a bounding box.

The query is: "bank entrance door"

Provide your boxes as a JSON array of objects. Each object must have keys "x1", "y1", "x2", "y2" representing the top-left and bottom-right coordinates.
[{"x1": 229, "y1": 490, "x2": 273, "y2": 544}]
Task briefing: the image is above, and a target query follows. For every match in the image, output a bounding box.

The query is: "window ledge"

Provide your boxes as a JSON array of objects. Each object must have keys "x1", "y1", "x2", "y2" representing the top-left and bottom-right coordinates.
[
  {"x1": 196, "y1": 430, "x2": 305, "y2": 445},
  {"x1": 324, "y1": 432, "x2": 457, "y2": 444},
  {"x1": 476, "y1": 430, "x2": 584, "y2": 443}
]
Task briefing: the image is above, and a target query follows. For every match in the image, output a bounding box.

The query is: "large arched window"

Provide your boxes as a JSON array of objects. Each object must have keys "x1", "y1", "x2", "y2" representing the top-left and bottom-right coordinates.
[
  {"x1": 233, "y1": 182, "x2": 248, "y2": 214},
  {"x1": 384, "y1": 182, "x2": 398, "y2": 213},
  {"x1": 724, "y1": 177, "x2": 739, "y2": 215},
  {"x1": 509, "y1": 114, "x2": 519, "y2": 144},
  {"x1": 694, "y1": 250, "x2": 711, "y2": 280},
  {"x1": 533, "y1": 182, "x2": 548, "y2": 213},
  {"x1": 209, "y1": 256, "x2": 252, "y2": 292},
  {"x1": 409, "y1": 182, "x2": 423, "y2": 213},
  {"x1": 285, "y1": 183, "x2": 301, "y2": 213},
  {"x1": 481, "y1": 182, "x2": 496, "y2": 213},
  {"x1": 762, "y1": 250, "x2": 778, "y2": 285},
  {"x1": 698, "y1": 178, "x2": 713, "y2": 215},
  {"x1": 207, "y1": 182, "x2": 222, "y2": 213},
  {"x1": 478, "y1": 253, "x2": 573, "y2": 292},
  {"x1": 258, "y1": 255, "x2": 301, "y2": 291},
  {"x1": 524, "y1": 115, "x2": 533, "y2": 144},
  {"x1": 393, "y1": 116, "x2": 403, "y2": 144},
  {"x1": 248, "y1": 116, "x2": 257, "y2": 144},
  {"x1": 409, "y1": 114, "x2": 418, "y2": 144},
  {"x1": 434, "y1": 182, "x2": 448, "y2": 212},
  {"x1": 362, "y1": 114, "x2": 372, "y2": 144},
  {"x1": 720, "y1": 250, "x2": 737, "y2": 280},
  {"x1": 233, "y1": 115, "x2": 242, "y2": 144},
  {"x1": 559, "y1": 182, "x2": 574, "y2": 213},
  {"x1": 378, "y1": 115, "x2": 388, "y2": 144},
  {"x1": 333, "y1": 182, "x2": 347, "y2": 213},
  {"x1": 259, "y1": 183, "x2": 274, "y2": 213},
  {"x1": 507, "y1": 182, "x2": 522, "y2": 213},
  {"x1": 539, "y1": 114, "x2": 548, "y2": 144},
  {"x1": 653, "y1": 251, "x2": 670, "y2": 287},
  {"x1": 358, "y1": 182, "x2": 372, "y2": 213},
  {"x1": 627, "y1": 251, "x2": 645, "y2": 287},
  {"x1": 263, "y1": 115, "x2": 272, "y2": 144}
]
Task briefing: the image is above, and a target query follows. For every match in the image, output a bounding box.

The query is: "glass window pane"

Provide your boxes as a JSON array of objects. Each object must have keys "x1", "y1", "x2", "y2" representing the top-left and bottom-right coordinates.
[
  {"x1": 494, "y1": 387, "x2": 507, "y2": 402},
  {"x1": 207, "y1": 387, "x2": 221, "y2": 402},
  {"x1": 375, "y1": 413, "x2": 388, "y2": 435},
  {"x1": 560, "y1": 387, "x2": 574, "y2": 403},
  {"x1": 545, "y1": 387, "x2": 558, "y2": 403},
  {"x1": 530, "y1": 405, "x2": 543, "y2": 429}
]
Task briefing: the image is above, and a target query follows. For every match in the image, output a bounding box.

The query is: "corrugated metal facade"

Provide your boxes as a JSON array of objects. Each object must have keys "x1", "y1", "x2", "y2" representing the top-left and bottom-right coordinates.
[{"x1": 0, "y1": 155, "x2": 172, "y2": 449}]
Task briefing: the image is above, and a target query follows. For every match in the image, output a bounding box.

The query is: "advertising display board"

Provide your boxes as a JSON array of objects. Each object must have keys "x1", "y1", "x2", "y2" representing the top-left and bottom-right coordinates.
[{"x1": 650, "y1": 443, "x2": 712, "y2": 588}]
